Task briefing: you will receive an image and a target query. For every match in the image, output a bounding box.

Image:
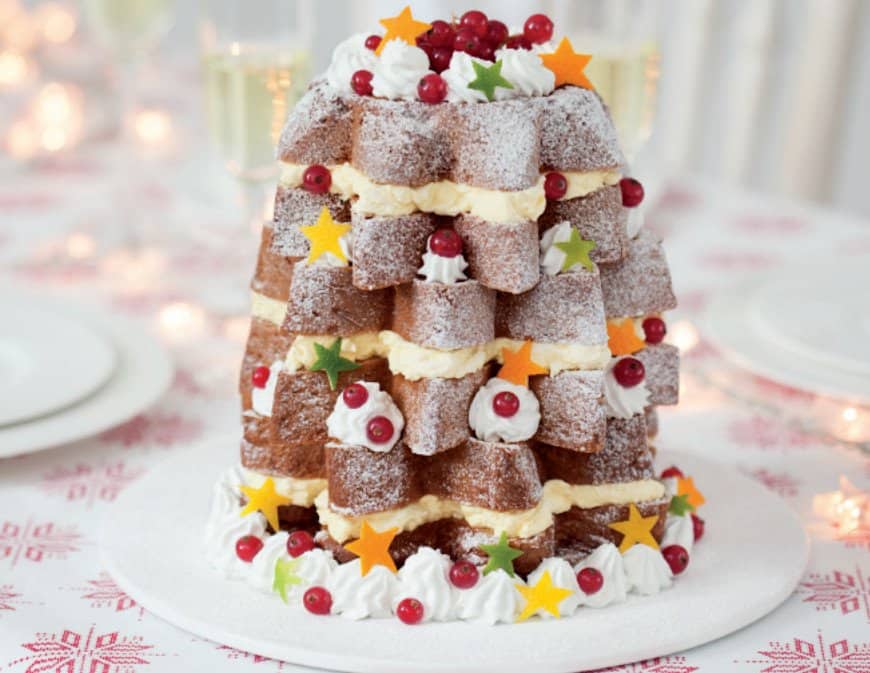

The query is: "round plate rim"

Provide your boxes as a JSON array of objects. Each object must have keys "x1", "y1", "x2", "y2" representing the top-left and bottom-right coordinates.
[
  {"x1": 0, "y1": 302, "x2": 118, "y2": 426},
  {"x1": 703, "y1": 266, "x2": 870, "y2": 403},
  {"x1": 0, "y1": 294, "x2": 173, "y2": 458},
  {"x1": 100, "y1": 437, "x2": 809, "y2": 673}
]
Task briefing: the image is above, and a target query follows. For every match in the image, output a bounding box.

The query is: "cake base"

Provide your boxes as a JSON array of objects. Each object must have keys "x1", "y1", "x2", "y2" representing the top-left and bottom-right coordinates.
[{"x1": 100, "y1": 437, "x2": 807, "y2": 673}]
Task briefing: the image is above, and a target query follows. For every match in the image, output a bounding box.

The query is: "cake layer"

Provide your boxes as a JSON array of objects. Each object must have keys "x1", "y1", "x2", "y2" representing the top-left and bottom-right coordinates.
[
  {"x1": 536, "y1": 415, "x2": 653, "y2": 485},
  {"x1": 250, "y1": 225, "x2": 297, "y2": 301},
  {"x1": 315, "y1": 476, "x2": 664, "y2": 543},
  {"x1": 239, "y1": 317, "x2": 295, "y2": 410},
  {"x1": 600, "y1": 228, "x2": 677, "y2": 319},
  {"x1": 272, "y1": 185, "x2": 350, "y2": 258},
  {"x1": 280, "y1": 161, "x2": 619, "y2": 225},
  {"x1": 635, "y1": 344, "x2": 680, "y2": 405},
  {"x1": 279, "y1": 82, "x2": 624, "y2": 191},
  {"x1": 530, "y1": 370, "x2": 605, "y2": 452}
]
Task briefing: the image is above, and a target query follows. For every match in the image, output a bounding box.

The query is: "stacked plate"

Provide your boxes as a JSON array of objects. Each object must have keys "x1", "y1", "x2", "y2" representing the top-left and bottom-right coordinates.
[
  {"x1": 0, "y1": 292, "x2": 173, "y2": 458},
  {"x1": 704, "y1": 257, "x2": 870, "y2": 403}
]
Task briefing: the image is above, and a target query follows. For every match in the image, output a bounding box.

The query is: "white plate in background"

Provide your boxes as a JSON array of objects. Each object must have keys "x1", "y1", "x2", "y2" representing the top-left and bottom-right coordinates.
[{"x1": 0, "y1": 303, "x2": 117, "y2": 426}]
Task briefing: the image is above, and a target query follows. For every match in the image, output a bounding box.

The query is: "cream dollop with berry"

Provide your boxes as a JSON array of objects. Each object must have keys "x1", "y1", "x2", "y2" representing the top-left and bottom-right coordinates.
[
  {"x1": 494, "y1": 46, "x2": 555, "y2": 98},
  {"x1": 603, "y1": 356, "x2": 650, "y2": 419},
  {"x1": 326, "y1": 33, "x2": 378, "y2": 96},
  {"x1": 251, "y1": 360, "x2": 283, "y2": 417},
  {"x1": 456, "y1": 568, "x2": 523, "y2": 625},
  {"x1": 527, "y1": 557, "x2": 581, "y2": 617},
  {"x1": 574, "y1": 542, "x2": 628, "y2": 608},
  {"x1": 371, "y1": 40, "x2": 433, "y2": 100},
  {"x1": 623, "y1": 544, "x2": 673, "y2": 595},
  {"x1": 327, "y1": 381, "x2": 404, "y2": 452},
  {"x1": 417, "y1": 228, "x2": 468, "y2": 284},
  {"x1": 468, "y1": 377, "x2": 540, "y2": 443},
  {"x1": 393, "y1": 547, "x2": 457, "y2": 622}
]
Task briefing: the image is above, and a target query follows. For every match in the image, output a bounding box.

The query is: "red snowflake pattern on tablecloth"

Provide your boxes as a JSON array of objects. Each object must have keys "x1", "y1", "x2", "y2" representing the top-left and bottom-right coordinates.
[
  {"x1": 0, "y1": 584, "x2": 27, "y2": 614},
  {"x1": 40, "y1": 461, "x2": 145, "y2": 507},
  {"x1": 740, "y1": 631, "x2": 870, "y2": 673},
  {"x1": 798, "y1": 566, "x2": 870, "y2": 622},
  {"x1": 99, "y1": 412, "x2": 203, "y2": 448},
  {"x1": 743, "y1": 467, "x2": 800, "y2": 498},
  {"x1": 728, "y1": 415, "x2": 817, "y2": 451},
  {"x1": 595, "y1": 655, "x2": 698, "y2": 672},
  {"x1": 69, "y1": 573, "x2": 144, "y2": 620},
  {"x1": 0, "y1": 520, "x2": 82, "y2": 568},
  {"x1": 216, "y1": 645, "x2": 287, "y2": 670},
  {"x1": 171, "y1": 368, "x2": 208, "y2": 397},
  {"x1": 5, "y1": 625, "x2": 160, "y2": 672}
]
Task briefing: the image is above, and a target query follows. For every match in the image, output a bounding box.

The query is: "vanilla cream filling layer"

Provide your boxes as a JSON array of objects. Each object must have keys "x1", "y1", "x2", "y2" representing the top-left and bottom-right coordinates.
[
  {"x1": 280, "y1": 163, "x2": 620, "y2": 225},
  {"x1": 251, "y1": 293, "x2": 288, "y2": 328},
  {"x1": 280, "y1": 330, "x2": 610, "y2": 380},
  {"x1": 316, "y1": 478, "x2": 665, "y2": 543},
  {"x1": 240, "y1": 467, "x2": 327, "y2": 508}
]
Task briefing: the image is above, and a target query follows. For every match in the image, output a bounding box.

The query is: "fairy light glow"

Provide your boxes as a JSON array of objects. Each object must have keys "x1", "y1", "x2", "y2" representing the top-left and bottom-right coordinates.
[
  {"x1": 159, "y1": 302, "x2": 208, "y2": 343},
  {"x1": 6, "y1": 118, "x2": 38, "y2": 160},
  {"x1": 37, "y1": 2, "x2": 77, "y2": 44},
  {"x1": 842, "y1": 407, "x2": 858, "y2": 422},
  {"x1": 0, "y1": 49, "x2": 30, "y2": 87},
  {"x1": 133, "y1": 109, "x2": 172, "y2": 147},
  {"x1": 3, "y1": 10, "x2": 37, "y2": 51},
  {"x1": 65, "y1": 233, "x2": 96, "y2": 260},
  {"x1": 813, "y1": 476, "x2": 869, "y2": 536},
  {"x1": 668, "y1": 319, "x2": 699, "y2": 353}
]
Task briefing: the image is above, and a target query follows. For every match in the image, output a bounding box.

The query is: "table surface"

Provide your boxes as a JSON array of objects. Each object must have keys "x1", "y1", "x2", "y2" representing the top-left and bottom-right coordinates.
[{"x1": 1, "y1": 144, "x2": 869, "y2": 673}]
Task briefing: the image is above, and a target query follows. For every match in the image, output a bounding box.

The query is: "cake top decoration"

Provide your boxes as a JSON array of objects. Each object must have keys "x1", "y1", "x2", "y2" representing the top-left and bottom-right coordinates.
[
  {"x1": 344, "y1": 520, "x2": 399, "y2": 576},
  {"x1": 497, "y1": 340, "x2": 547, "y2": 387},
  {"x1": 310, "y1": 338, "x2": 360, "y2": 390},
  {"x1": 677, "y1": 477, "x2": 706, "y2": 509},
  {"x1": 327, "y1": 7, "x2": 594, "y2": 104},
  {"x1": 239, "y1": 478, "x2": 290, "y2": 532},
  {"x1": 607, "y1": 318, "x2": 647, "y2": 356},
  {"x1": 515, "y1": 570, "x2": 573, "y2": 622},
  {"x1": 480, "y1": 531, "x2": 523, "y2": 577}
]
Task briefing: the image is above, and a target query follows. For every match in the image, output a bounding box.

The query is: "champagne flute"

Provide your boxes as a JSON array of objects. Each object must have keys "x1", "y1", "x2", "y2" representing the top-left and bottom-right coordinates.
[
  {"x1": 199, "y1": 0, "x2": 313, "y2": 239},
  {"x1": 554, "y1": 0, "x2": 660, "y2": 165}
]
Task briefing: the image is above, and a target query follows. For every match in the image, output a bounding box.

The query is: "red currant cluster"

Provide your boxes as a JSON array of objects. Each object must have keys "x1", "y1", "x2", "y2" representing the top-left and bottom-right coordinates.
[
  {"x1": 352, "y1": 11, "x2": 555, "y2": 105},
  {"x1": 414, "y1": 11, "x2": 553, "y2": 71}
]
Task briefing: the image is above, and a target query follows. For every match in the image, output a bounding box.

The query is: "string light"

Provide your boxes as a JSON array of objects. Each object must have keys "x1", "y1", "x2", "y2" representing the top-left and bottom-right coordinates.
[
  {"x1": 0, "y1": 49, "x2": 31, "y2": 88},
  {"x1": 159, "y1": 302, "x2": 208, "y2": 343},
  {"x1": 132, "y1": 108, "x2": 172, "y2": 148},
  {"x1": 6, "y1": 118, "x2": 38, "y2": 160},
  {"x1": 813, "y1": 476, "x2": 869, "y2": 537},
  {"x1": 668, "y1": 319, "x2": 700, "y2": 353},
  {"x1": 3, "y1": 10, "x2": 37, "y2": 51},
  {"x1": 65, "y1": 233, "x2": 96, "y2": 260},
  {"x1": 842, "y1": 407, "x2": 858, "y2": 422},
  {"x1": 36, "y1": 2, "x2": 77, "y2": 44}
]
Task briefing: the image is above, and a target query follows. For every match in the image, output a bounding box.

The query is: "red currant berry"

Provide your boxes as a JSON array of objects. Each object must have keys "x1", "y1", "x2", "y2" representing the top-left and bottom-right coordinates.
[
  {"x1": 613, "y1": 357, "x2": 645, "y2": 387},
  {"x1": 691, "y1": 513, "x2": 705, "y2": 542},
  {"x1": 366, "y1": 416, "x2": 394, "y2": 444},
  {"x1": 286, "y1": 530, "x2": 315, "y2": 558},
  {"x1": 476, "y1": 42, "x2": 495, "y2": 61},
  {"x1": 342, "y1": 383, "x2": 369, "y2": 409},
  {"x1": 620, "y1": 177, "x2": 644, "y2": 207},
  {"x1": 235, "y1": 535, "x2": 263, "y2": 562},
  {"x1": 523, "y1": 13, "x2": 554, "y2": 44},
  {"x1": 544, "y1": 171, "x2": 568, "y2": 200},
  {"x1": 364, "y1": 34, "x2": 381, "y2": 51},
  {"x1": 417, "y1": 73, "x2": 447, "y2": 103},
  {"x1": 351, "y1": 69, "x2": 374, "y2": 96},
  {"x1": 429, "y1": 46, "x2": 453, "y2": 73},
  {"x1": 251, "y1": 366, "x2": 270, "y2": 389},
  {"x1": 454, "y1": 28, "x2": 481, "y2": 54},
  {"x1": 303, "y1": 586, "x2": 332, "y2": 615},
  {"x1": 576, "y1": 567, "x2": 604, "y2": 595},
  {"x1": 427, "y1": 20, "x2": 454, "y2": 47},
  {"x1": 485, "y1": 20, "x2": 509, "y2": 46},
  {"x1": 429, "y1": 228, "x2": 463, "y2": 257},
  {"x1": 302, "y1": 164, "x2": 331, "y2": 195},
  {"x1": 396, "y1": 597, "x2": 425, "y2": 625},
  {"x1": 662, "y1": 545, "x2": 690, "y2": 575},
  {"x1": 660, "y1": 466, "x2": 684, "y2": 479},
  {"x1": 492, "y1": 391, "x2": 520, "y2": 418},
  {"x1": 459, "y1": 10, "x2": 488, "y2": 38},
  {"x1": 449, "y1": 560, "x2": 480, "y2": 589},
  {"x1": 642, "y1": 317, "x2": 667, "y2": 344},
  {"x1": 505, "y1": 34, "x2": 532, "y2": 50}
]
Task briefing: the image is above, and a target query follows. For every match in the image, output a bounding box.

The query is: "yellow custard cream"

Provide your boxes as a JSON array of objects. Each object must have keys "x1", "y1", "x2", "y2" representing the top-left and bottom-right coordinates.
[
  {"x1": 270, "y1": 327, "x2": 610, "y2": 380},
  {"x1": 317, "y1": 478, "x2": 665, "y2": 543},
  {"x1": 250, "y1": 293, "x2": 288, "y2": 327},
  {"x1": 240, "y1": 468, "x2": 327, "y2": 508},
  {"x1": 280, "y1": 162, "x2": 620, "y2": 224}
]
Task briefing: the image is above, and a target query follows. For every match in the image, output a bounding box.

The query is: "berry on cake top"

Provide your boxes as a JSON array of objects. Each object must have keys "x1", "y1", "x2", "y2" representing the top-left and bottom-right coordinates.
[{"x1": 327, "y1": 6, "x2": 594, "y2": 104}]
